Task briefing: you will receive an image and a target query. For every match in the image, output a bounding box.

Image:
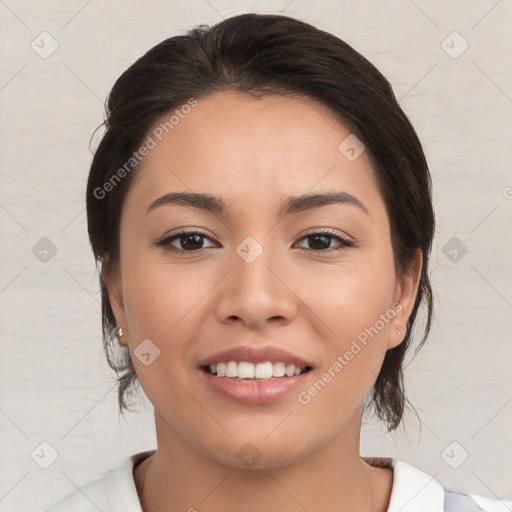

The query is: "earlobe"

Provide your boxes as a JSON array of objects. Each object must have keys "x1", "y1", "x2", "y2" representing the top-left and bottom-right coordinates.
[
  {"x1": 387, "y1": 327, "x2": 405, "y2": 350},
  {"x1": 387, "y1": 248, "x2": 423, "y2": 350},
  {"x1": 101, "y1": 259, "x2": 128, "y2": 346}
]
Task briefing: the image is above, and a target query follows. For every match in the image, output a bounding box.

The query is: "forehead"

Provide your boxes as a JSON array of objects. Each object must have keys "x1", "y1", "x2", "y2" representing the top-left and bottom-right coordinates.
[{"x1": 125, "y1": 91, "x2": 384, "y2": 219}]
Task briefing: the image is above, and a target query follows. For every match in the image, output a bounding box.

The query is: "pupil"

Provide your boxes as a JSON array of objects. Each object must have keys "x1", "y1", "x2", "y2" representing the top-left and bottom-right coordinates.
[
  {"x1": 181, "y1": 234, "x2": 203, "y2": 250},
  {"x1": 309, "y1": 234, "x2": 330, "y2": 250}
]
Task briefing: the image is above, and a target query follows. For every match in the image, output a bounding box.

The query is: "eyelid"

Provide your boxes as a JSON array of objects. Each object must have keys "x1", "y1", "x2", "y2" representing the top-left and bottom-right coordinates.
[
  {"x1": 155, "y1": 227, "x2": 356, "y2": 253},
  {"x1": 155, "y1": 227, "x2": 218, "y2": 248},
  {"x1": 298, "y1": 226, "x2": 353, "y2": 240},
  {"x1": 161, "y1": 227, "x2": 214, "y2": 239},
  {"x1": 293, "y1": 228, "x2": 355, "y2": 250}
]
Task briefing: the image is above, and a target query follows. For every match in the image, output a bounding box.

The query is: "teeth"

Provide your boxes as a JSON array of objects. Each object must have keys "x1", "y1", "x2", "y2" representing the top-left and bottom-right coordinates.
[
  {"x1": 255, "y1": 362, "x2": 273, "y2": 379},
  {"x1": 238, "y1": 361, "x2": 255, "y2": 379},
  {"x1": 207, "y1": 361, "x2": 308, "y2": 379},
  {"x1": 216, "y1": 362, "x2": 226, "y2": 377},
  {"x1": 272, "y1": 362, "x2": 286, "y2": 377},
  {"x1": 225, "y1": 361, "x2": 238, "y2": 377}
]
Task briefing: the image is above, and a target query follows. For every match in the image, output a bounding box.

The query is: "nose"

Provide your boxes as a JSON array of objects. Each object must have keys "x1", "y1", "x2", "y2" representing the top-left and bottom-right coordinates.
[{"x1": 213, "y1": 237, "x2": 298, "y2": 330}]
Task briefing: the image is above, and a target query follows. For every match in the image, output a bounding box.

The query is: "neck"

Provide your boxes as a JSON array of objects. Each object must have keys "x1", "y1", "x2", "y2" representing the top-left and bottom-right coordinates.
[{"x1": 135, "y1": 410, "x2": 392, "y2": 512}]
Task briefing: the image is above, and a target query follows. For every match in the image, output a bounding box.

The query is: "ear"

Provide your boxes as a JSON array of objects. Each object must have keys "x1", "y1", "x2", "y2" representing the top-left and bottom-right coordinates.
[
  {"x1": 102, "y1": 258, "x2": 128, "y2": 347},
  {"x1": 387, "y1": 247, "x2": 423, "y2": 350}
]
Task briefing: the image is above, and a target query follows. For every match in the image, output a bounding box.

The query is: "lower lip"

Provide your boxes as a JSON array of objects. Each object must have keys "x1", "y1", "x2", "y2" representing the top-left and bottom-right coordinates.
[{"x1": 201, "y1": 369, "x2": 311, "y2": 405}]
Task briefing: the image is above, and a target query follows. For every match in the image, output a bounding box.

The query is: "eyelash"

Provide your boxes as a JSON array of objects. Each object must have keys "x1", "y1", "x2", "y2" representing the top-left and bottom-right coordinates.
[{"x1": 154, "y1": 228, "x2": 355, "y2": 255}]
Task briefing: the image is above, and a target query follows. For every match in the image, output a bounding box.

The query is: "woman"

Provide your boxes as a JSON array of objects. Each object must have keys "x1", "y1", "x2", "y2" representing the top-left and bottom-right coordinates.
[{"x1": 47, "y1": 13, "x2": 509, "y2": 512}]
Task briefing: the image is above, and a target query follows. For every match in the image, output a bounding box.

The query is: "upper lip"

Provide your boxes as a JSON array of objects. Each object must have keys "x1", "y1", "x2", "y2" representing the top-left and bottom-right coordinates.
[{"x1": 199, "y1": 345, "x2": 312, "y2": 368}]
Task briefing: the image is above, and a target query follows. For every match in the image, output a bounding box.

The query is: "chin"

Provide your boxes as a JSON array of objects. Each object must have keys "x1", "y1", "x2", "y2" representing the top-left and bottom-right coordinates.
[{"x1": 198, "y1": 430, "x2": 318, "y2": 471}]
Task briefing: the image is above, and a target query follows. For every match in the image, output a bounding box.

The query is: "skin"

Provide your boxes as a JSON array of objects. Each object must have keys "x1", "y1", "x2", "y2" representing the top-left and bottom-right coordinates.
[{"x1": 105, "y1": 91, "x2": 422, "y2": 512}]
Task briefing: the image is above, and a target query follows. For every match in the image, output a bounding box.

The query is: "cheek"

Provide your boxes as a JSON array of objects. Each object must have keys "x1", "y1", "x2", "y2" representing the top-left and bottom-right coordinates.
[
  {"x1": 118, "y1": 257, "x2": 205, "y2": 409},
  {"x1": 119, "y1": 248, "x2": 223, "y2": 372},
  {"x1": 298, "y1": 248, "x2": 397, "y2": 340},
  {"x1": 296, "y1": 252, "x2": 397, "y2": 405}
]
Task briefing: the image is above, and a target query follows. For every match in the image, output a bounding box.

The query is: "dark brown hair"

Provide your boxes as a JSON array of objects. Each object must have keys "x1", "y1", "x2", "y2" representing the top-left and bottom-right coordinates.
[{"x1": 86, "y1": 13, "x2": 435, "y2": 431}]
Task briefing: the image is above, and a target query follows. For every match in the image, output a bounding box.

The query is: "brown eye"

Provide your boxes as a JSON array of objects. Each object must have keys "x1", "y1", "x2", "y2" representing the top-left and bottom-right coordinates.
[
  {"x1": 156, "y1": 230, "x2": 217, "y2": 253},
  {"x1": 155, "y1": 228, "x2": 355, "y2": 255},
  {"x1": 295, "y1": 230, "x2": 354, "y2": 252}
]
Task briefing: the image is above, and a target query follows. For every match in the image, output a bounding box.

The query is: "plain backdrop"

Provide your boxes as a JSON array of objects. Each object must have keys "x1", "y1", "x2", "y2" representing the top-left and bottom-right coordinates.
[{"x1": 0, "y1": 1, "x2": 511, "y2": 511}]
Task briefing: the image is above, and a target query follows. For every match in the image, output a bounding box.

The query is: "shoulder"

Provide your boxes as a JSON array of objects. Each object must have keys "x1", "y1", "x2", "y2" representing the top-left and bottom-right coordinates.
[
  {"x1": 45, "y1": 450, "x2": 155, "y2": 512},
  {"x1": 364, "y1": 457, "x2": 511, "y2": 512},
  {"x1": 444, "y1": 490, "x2": 512, "y2": 511},
  {"x1": 45, "y1": 473, "x2": 111, "y2": 512}
]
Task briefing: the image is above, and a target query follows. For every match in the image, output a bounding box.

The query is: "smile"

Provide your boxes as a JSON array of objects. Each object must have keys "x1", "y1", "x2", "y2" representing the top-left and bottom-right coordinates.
[{"x1": 204, "y1": 361, "x2": 311, "y2": 380}]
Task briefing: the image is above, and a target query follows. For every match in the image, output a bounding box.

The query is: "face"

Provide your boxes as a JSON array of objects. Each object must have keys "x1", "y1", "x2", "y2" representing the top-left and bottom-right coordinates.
[{"x1": 106, "y1": 91, "x2": 421, "y2": 468}]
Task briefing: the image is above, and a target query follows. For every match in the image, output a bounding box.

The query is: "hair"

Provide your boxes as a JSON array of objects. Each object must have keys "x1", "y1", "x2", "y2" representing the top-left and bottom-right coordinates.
[{"x1": 86, "y1": 13, "x2": 435, "y2": 431}]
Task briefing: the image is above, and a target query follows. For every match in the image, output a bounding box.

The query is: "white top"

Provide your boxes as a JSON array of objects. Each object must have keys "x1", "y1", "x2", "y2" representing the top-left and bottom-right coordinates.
[{"x1": 46, "y1": 450, "x2": 511, "y2": 512}]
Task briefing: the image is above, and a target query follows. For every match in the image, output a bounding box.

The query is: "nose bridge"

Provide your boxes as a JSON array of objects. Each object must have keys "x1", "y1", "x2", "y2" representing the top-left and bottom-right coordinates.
[
  {"x1": 215, "y1": 231, "x2": 296, "y2": 326},
  {"x1": 232, "y1": 233, "x2": 281, "y2": 296}
]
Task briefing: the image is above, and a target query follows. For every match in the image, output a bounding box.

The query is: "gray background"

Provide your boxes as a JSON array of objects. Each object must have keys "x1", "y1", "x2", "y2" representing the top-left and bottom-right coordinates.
[{"x1": 0, "y1": 1, "x2": 511, "y2": 511}]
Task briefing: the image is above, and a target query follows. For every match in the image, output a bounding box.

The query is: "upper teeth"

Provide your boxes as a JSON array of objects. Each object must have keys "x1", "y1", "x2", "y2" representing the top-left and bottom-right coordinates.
[{"x1": 209, "y1": 361, "x2": 306, "y2": 379}]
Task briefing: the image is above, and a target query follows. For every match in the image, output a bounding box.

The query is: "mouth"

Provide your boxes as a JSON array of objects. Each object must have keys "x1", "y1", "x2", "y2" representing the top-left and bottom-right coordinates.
[
  {"x1": 201, "y1": 361, "x2": 313, "y2": 380},
  {"x1": 200, "y1": 365, "x2": 313, "y2": 405},
  {"x1": 198, "y1": 345, "x2": 314, "y2": 405}
]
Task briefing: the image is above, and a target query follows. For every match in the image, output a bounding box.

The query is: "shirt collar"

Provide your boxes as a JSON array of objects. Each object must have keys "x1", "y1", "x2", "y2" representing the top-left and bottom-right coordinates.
[{"x1": 386, "y1": 458, "x2": 445, "y2": 511}]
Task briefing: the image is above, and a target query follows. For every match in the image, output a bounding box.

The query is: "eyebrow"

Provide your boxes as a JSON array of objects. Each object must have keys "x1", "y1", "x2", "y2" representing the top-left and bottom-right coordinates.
[{"x1": 146, "y1": 191, "x2": 370, "y2": 217}]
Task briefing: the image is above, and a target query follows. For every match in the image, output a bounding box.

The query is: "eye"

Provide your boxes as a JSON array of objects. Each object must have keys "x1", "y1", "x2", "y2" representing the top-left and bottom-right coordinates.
[
  {"x1": 155, "y1": 228, "x2": 355, "y2": 254},
  {"x1": 155, "y1": 229, "x2": 217, "y2": 254},
  {"x1": 294, "y1": 229, "x2": 354, "y2": 252}
]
